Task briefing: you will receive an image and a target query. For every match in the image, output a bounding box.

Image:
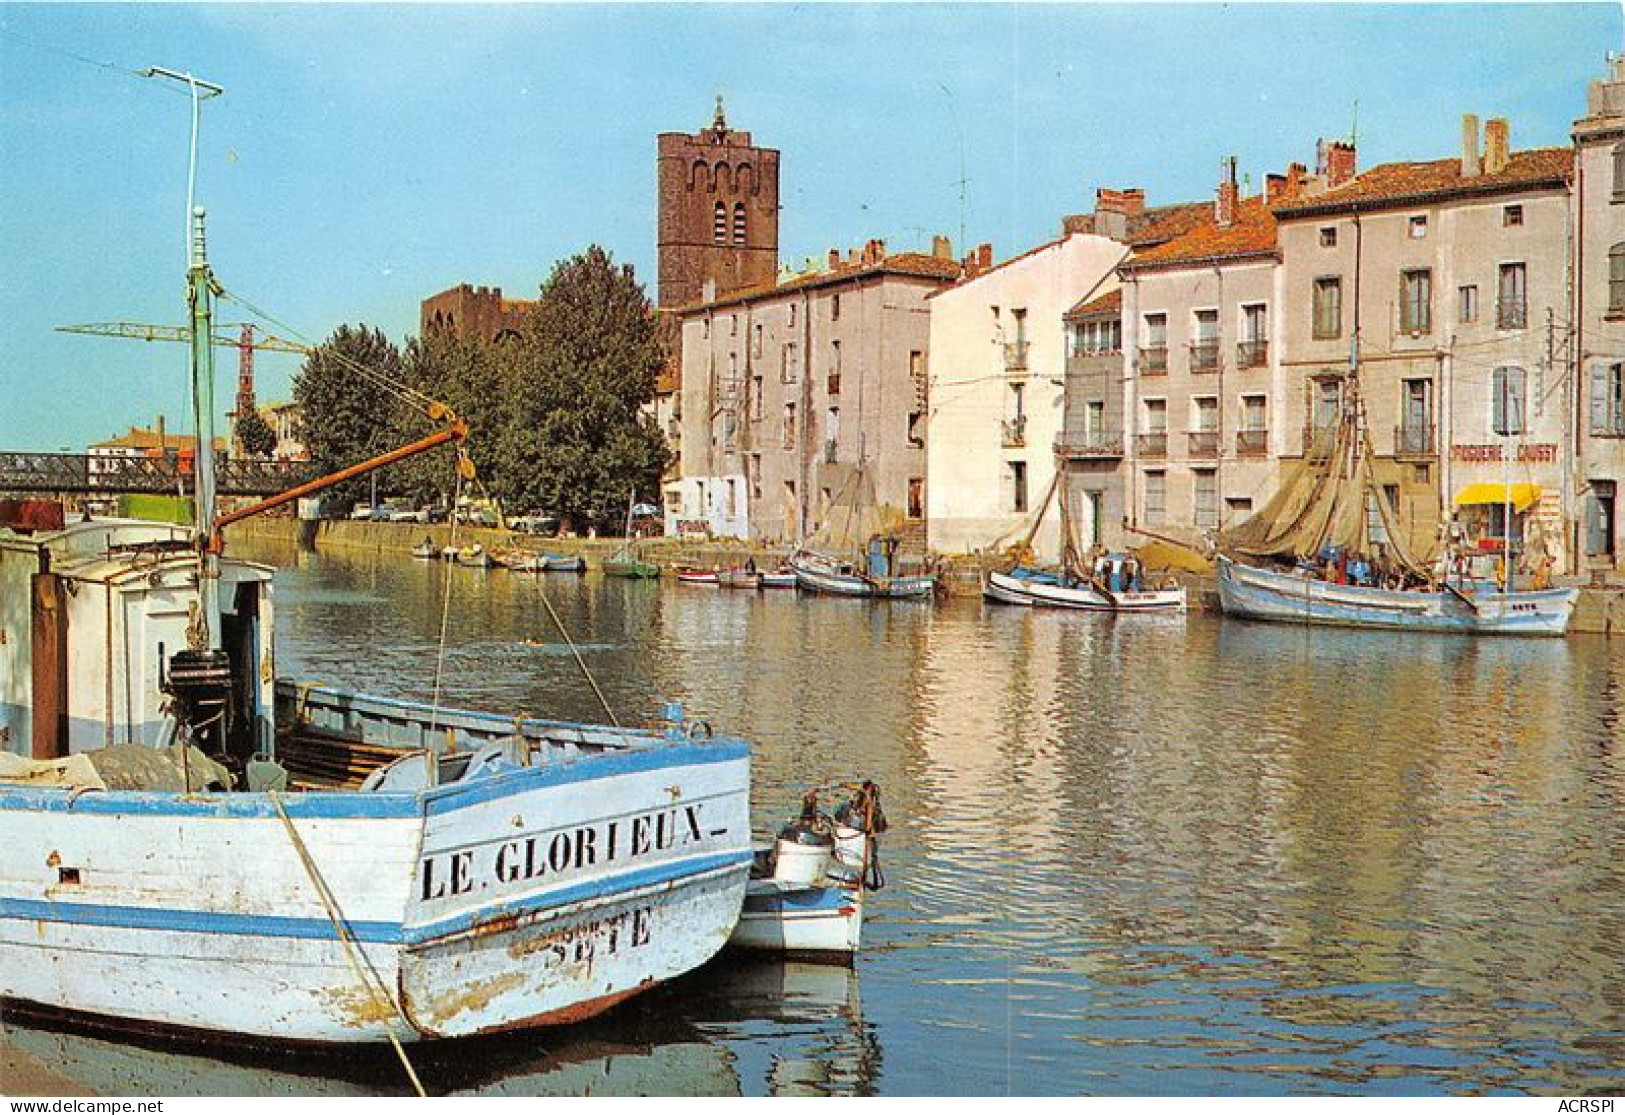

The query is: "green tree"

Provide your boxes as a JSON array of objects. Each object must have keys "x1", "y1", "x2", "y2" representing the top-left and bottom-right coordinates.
[
  {"x1": 234, "y1": 408, "x2": 277, "y2": 457},
  {"x1": 494, "y1": 246, "x2": 669, "y2": 530},
  {"x1": 291, "y1": 324, "x2": 408, "y2": 508}
]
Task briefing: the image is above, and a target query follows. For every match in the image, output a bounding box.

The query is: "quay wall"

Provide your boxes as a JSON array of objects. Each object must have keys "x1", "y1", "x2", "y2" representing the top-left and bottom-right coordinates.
[{"x1": 225, "y1": 517, "x2": 1625, "y2": 634}]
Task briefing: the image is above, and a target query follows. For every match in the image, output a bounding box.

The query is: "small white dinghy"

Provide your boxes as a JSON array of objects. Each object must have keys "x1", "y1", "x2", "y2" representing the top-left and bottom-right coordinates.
[{"x1": 728, "y1": 783, "x2": 886, "y2": 960}]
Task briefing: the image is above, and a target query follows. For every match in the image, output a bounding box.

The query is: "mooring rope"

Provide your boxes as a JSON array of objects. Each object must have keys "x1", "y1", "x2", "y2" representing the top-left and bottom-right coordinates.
[
  {"x1": 426, "y1": 452, "x2": 466, "y2": 733},
  {"x1": 268, "y1": 791, "x2": 427, "y2": 1097},
  {"x1": 535, "y1": 585, "x2": 622, "y2": 731}
]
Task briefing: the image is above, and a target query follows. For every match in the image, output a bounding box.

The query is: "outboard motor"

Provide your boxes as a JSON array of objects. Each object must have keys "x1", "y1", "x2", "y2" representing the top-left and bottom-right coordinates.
[
  {"x1": 831, "y1": 782, "x2": 887, "y2": 891},
  {"x1": 161, "y1": 647, "x2": 235, "y2": 754},
  {"x1": 773, "y1": 793, "x2": 836, "y2": 885}
]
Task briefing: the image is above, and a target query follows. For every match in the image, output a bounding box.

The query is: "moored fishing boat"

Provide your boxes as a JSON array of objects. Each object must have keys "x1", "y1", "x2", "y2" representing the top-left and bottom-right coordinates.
[
  {"x1": 717, "y1": 568, "x2": 762, "y2": 589},
  {"x1": 1214, "y1": 373, "x2": 1577, "y2": 637},
  {"x1": 602, "y1": 556, "x2": 660, "y2": 578},
  {"x1": 1215, "y1": 554, "x2": 1575, "y2": 636},
  {"x1": 1, "y1": 77, "x2": 755, "y2": 1048},
  {"x1": 456, "y1": 543, "x2": 494, "y2": 568},
  {"x1": 729, "y1": 783, "x2": 886, "y2": 959},
  {"x1": 675, "y1": 565, "x2": 720, "y2": 585},
  {"x1": 983, "y1": 554, "x2": 1186, "y2": 612},
  {"x1": 758, "y1": 569, "x2": 798, "y2": 589},
  {"x1": 790, "y1": 546, "x2": 935, "y2": 599},
  {"x1": 542, "y1": 553, "x2": 586, "y2": 573},
  {"x1": 410, "y1": 537, "x2": 437, "y2": 560}
]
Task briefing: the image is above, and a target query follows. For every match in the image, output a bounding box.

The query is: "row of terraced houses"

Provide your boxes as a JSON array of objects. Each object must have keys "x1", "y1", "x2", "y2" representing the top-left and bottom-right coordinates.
[{"x1": 430, "y1": 66, "x2": 1625, "y2": 574}]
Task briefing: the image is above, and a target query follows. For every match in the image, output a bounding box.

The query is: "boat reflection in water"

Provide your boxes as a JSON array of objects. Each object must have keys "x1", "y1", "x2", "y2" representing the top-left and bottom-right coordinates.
[{"x1": 1, "y1": 958, "x2": 876, "y2": 1097}]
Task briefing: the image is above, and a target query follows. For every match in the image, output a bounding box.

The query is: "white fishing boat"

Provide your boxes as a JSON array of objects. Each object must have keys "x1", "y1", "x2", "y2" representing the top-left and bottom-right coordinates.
[
  {"x1": 1215, "y1": 554, "x2": 1576, "y2": 636},
  {"x1": 1, "y1": 74, "x2": 755, "y2": 1048},
  {"x1": 410, "y1": 537, "x2": 438, "y2": 560},
  {"x1": 790, "y1": 546, "x2": 935, "y2": 599},
  {"x1": 984, "y1": 555, "x2": 1187, "y2": 613},
  {"x1": 729, "y1": 784, "x2": 885, "y2": 959},
  {"x1": 1216, "y1": 373, "x2": 1577, "y2": 637}
]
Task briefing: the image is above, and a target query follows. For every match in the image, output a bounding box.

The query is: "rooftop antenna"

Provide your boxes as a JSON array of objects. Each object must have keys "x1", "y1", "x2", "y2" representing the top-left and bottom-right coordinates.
[
  {"x1": 1350, "y1": 97, "x2": 1360, "y2": 148},
  {"x1": 938, "y1": 81, "x2": 968, "y2": 255}
]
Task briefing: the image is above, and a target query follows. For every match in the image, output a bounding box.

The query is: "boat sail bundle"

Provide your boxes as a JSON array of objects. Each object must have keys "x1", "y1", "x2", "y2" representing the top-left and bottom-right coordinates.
[
  {"x1": 1214, "y1": 375, "x2": 1577, "y2": 636},
  {"x1": 0, "y1": 75, "x2": 756, "y2": 1048},
  {"x1": 981, "y1": 471, "x2": 1187, "y2": 612},
  {"x1": 790, "y1": 466, "x2": 936, "y2": 598}
]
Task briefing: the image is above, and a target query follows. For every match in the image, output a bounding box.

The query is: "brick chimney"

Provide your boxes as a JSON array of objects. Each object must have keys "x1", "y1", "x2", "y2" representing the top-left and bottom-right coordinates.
[
  {"x1": 1323, "y1": 140, "x2": 1357, "y2": 188},
  {"x1": 962, "y1": 242, "x2": 994, "y2": 277},
  {"x1": 1266, "y1": 161, "x2": 1310, "y2": 204},
  {"x1": 1461, "y1": 113, "x2": 1481, "y2": 178},
  {"x1": 1095, "y1": 187, "x2": 1146, "y2": 217},
  {"x1": 862, "y1": 238, "x2": 886, "y2": 264},
  {"x1": 931, "y1": 234, "x2": 953, "y2": 260},
  {"x1": 827, "y1": 248, "x2": 841, "y2": 270},
  {"x1": 1061, "y1": 213, "x2": 1095, "y2": 235},
  {"x1": 1215, "y1": 156, "x2": 1239, "y2": 228},
  {"x1": 1483, "y1": 117, "x2": 1510, "y2": 174}
]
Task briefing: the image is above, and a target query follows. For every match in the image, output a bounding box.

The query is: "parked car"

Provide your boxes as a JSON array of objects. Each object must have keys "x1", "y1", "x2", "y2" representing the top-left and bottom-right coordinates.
[
  {"x1": 388, "y1": 508, "x2": 428, "y2": 523},
  {"x1": 510, "y1": 512, "x2": 560, "y2": 536},
  {"x1": 349, "y1": 504, "x2": 377, "y2": 521}
]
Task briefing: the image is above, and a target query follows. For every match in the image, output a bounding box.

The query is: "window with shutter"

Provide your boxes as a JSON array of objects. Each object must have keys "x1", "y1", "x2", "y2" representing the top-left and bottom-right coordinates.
[{"x1": 1493, "y1": 366, "x2": 1526, "y2": 436}]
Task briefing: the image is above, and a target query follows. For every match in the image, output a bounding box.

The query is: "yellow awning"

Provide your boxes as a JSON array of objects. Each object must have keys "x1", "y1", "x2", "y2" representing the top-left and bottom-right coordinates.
[{"x1": 1452, "y1": 482, "x2": 1542, "y2": 511}]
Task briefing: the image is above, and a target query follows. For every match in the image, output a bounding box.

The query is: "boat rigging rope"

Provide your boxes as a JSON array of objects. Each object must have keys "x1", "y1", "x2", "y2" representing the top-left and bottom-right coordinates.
[
  {"x1": 426, "y1": 452, "x2": 466, "y2": 733},
  {"x1": 216, "y1": 288, "x2": 444, "y2": 422},
  {"x1": 535, "y1": 586, "x2": 623, "y2": 731},
  {"x1": 268, "y1": 791, "x2": 427, "y2": 1097}
]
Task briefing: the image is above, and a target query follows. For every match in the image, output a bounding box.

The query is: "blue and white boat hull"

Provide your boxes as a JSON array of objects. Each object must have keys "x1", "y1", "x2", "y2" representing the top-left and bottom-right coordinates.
[
  {"x1": 1216, "y1": 555, "x2": 1577, "y2": 636},
  {"x1": 0, "y1": 739, "x2": 752, "y2": 1043}
]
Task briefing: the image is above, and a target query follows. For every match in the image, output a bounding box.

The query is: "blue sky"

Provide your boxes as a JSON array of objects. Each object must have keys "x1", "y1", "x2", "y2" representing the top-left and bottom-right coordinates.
[{"x1": 1, "y1": 3, "x2": 1618, "y2": 451}]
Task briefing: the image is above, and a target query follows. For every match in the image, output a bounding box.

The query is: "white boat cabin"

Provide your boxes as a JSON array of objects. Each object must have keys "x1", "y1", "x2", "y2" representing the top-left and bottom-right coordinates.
[{"x1": 1, "y1": 520, "x2": 275, "y2": 762}]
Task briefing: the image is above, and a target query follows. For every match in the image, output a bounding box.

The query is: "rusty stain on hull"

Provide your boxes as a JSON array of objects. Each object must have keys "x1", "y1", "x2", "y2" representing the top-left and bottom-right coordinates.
[{"x1": 315, "y1": 984, "x2": 399, "y2": 1029}]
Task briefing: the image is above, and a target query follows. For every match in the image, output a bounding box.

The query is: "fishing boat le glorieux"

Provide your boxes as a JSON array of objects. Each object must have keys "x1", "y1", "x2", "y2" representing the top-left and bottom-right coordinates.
[{"x1": 0, "y1": 73, "x2": 754, "y2": 1046}]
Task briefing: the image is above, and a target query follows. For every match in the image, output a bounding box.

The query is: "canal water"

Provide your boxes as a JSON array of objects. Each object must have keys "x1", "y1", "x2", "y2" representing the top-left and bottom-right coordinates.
[{"x1": 7, "y1": 540, "x2": 1624, "y2": 1096}]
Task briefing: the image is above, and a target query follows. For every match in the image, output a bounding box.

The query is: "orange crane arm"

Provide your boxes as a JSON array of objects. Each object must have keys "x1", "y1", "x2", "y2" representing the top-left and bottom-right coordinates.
[{"x1": 209, "y1": 418, "x2": 468, "y2": 551}]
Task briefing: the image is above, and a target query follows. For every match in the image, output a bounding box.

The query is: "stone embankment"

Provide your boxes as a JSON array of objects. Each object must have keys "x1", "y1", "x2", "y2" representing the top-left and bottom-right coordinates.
[{"x1": 227, "y1": 517, "x2": 1625, "y2": 634}]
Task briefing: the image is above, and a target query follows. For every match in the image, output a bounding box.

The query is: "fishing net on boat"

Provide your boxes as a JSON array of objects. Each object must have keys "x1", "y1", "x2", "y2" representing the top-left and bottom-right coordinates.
[
  {"x1": 805, "y1": 467, "x2": 906, "y2": 554},
  {"x1": 1219, "y1": 402, "x2": 1435, "y2": 578}
]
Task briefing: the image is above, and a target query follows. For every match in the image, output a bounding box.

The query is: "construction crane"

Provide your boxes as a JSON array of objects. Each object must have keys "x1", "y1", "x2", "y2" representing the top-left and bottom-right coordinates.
[{"x1": 58, "y1": 321, "x2": 310, "y2": 454}]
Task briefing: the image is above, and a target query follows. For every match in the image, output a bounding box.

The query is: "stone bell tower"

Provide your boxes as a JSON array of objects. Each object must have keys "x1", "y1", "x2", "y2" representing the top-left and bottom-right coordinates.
[{"x1": 656, "y1": 97, "x2": 781, "y2": 308}]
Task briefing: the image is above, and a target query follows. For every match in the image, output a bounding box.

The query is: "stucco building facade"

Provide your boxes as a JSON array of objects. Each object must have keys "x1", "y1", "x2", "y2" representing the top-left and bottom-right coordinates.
[{"x1": 674, "y1": 243, "x2": 958, "y2": 541}]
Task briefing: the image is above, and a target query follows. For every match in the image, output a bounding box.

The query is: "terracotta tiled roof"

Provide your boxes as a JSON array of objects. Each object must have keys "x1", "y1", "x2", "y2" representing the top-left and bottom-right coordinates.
[
  {"x1": 1064, "y1": 288, "x2": 1122, "y2": 320},
  {"x1": 1125, "y1": 202, "x2": 1212, "y2": 247},
  {"x1": 1273, "y1": 148, "x2": 1570, "y2": 217},
  {"x1": 91, "y1": 427, "x2": 225, "y2": 452},
  {"x1": 1121, "y1": 195, "x2": 1279, "y2": 272},
  {"x1": 670, "y1": 252, "x2": 960, "y2": 314}
]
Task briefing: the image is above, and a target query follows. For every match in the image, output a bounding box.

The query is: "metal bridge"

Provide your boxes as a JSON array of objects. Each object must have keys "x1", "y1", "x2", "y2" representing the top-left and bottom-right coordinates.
[{"x1": 0, "y1": 452, "x2": 315, "y2": 497}]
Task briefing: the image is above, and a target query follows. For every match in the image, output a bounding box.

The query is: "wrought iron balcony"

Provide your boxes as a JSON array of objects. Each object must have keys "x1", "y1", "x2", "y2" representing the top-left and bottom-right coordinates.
[
  {"x1": 1001, "y1": 416, "x2": 1027, "y2": 448},
  {"x1": 1054, "y1": 432, "x2": 1124, "y2": 459},
  {"x1": 1590, "y1": 417, "x2": 1625, "y2": 439},
  {"x1": 823, "y1": 439, "x2": 839, "y2": 464},
  {"x1": 1497, "y1": 301, "x2": 1528, "y2": 330},
  {"x1": 1003, "y1": 341, "x2": 1030, "y2": 372},
  {"x1": 1394, "y1": 423, "x2": 1437, "y2": 456},
  {"x1": 1236, "y1": 339, "x2": 1269, "y2": 369},
  {"x1": 1235, "y1": 429, "x2": 1269, "y2": 457},
  {"x1": 1187, "y1": 431, "x2": 1220, "y2": 458},
  {"x1": 1140, "y1": 345, "x2": 1168, "y2": 375},
  {"x1": 1136, "y1": 432, "x2": 1168, "y2": 458},
  {"x1": 1188, "y1": 340, "x2": 1221, "y2": 374}
]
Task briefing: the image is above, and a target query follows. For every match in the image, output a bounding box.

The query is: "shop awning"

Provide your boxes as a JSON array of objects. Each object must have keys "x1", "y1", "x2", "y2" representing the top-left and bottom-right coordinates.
[{"x1": 1452, "y1": 483, "x2": 1542, "y2": 511}]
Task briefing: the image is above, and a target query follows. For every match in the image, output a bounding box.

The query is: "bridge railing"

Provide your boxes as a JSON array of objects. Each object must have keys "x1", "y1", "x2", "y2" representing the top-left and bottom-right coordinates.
[{"x1": 0, "y1": 452, "x2": 315, "y2": 496}]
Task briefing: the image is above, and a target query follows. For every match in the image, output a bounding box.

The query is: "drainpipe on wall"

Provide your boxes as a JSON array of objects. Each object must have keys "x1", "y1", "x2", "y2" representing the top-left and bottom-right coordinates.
[{"x1": 1569, "y1": 136, "x2": 1585, "y2": 574}]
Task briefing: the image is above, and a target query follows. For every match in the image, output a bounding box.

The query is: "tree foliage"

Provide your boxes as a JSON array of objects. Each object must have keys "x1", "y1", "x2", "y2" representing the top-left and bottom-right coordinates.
[
  {"x1": 234, "y1": 408, "x2": 277, "y2": 457},
  {"x1": 491, "y1": 246, "x2": 669, "y2": 527},
  {"x1": 291, "y1": 324, "x2": 408, "y2": 507},
  {"x1": 289, "y1": 247, "x2": 668, "y2": 527}
]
